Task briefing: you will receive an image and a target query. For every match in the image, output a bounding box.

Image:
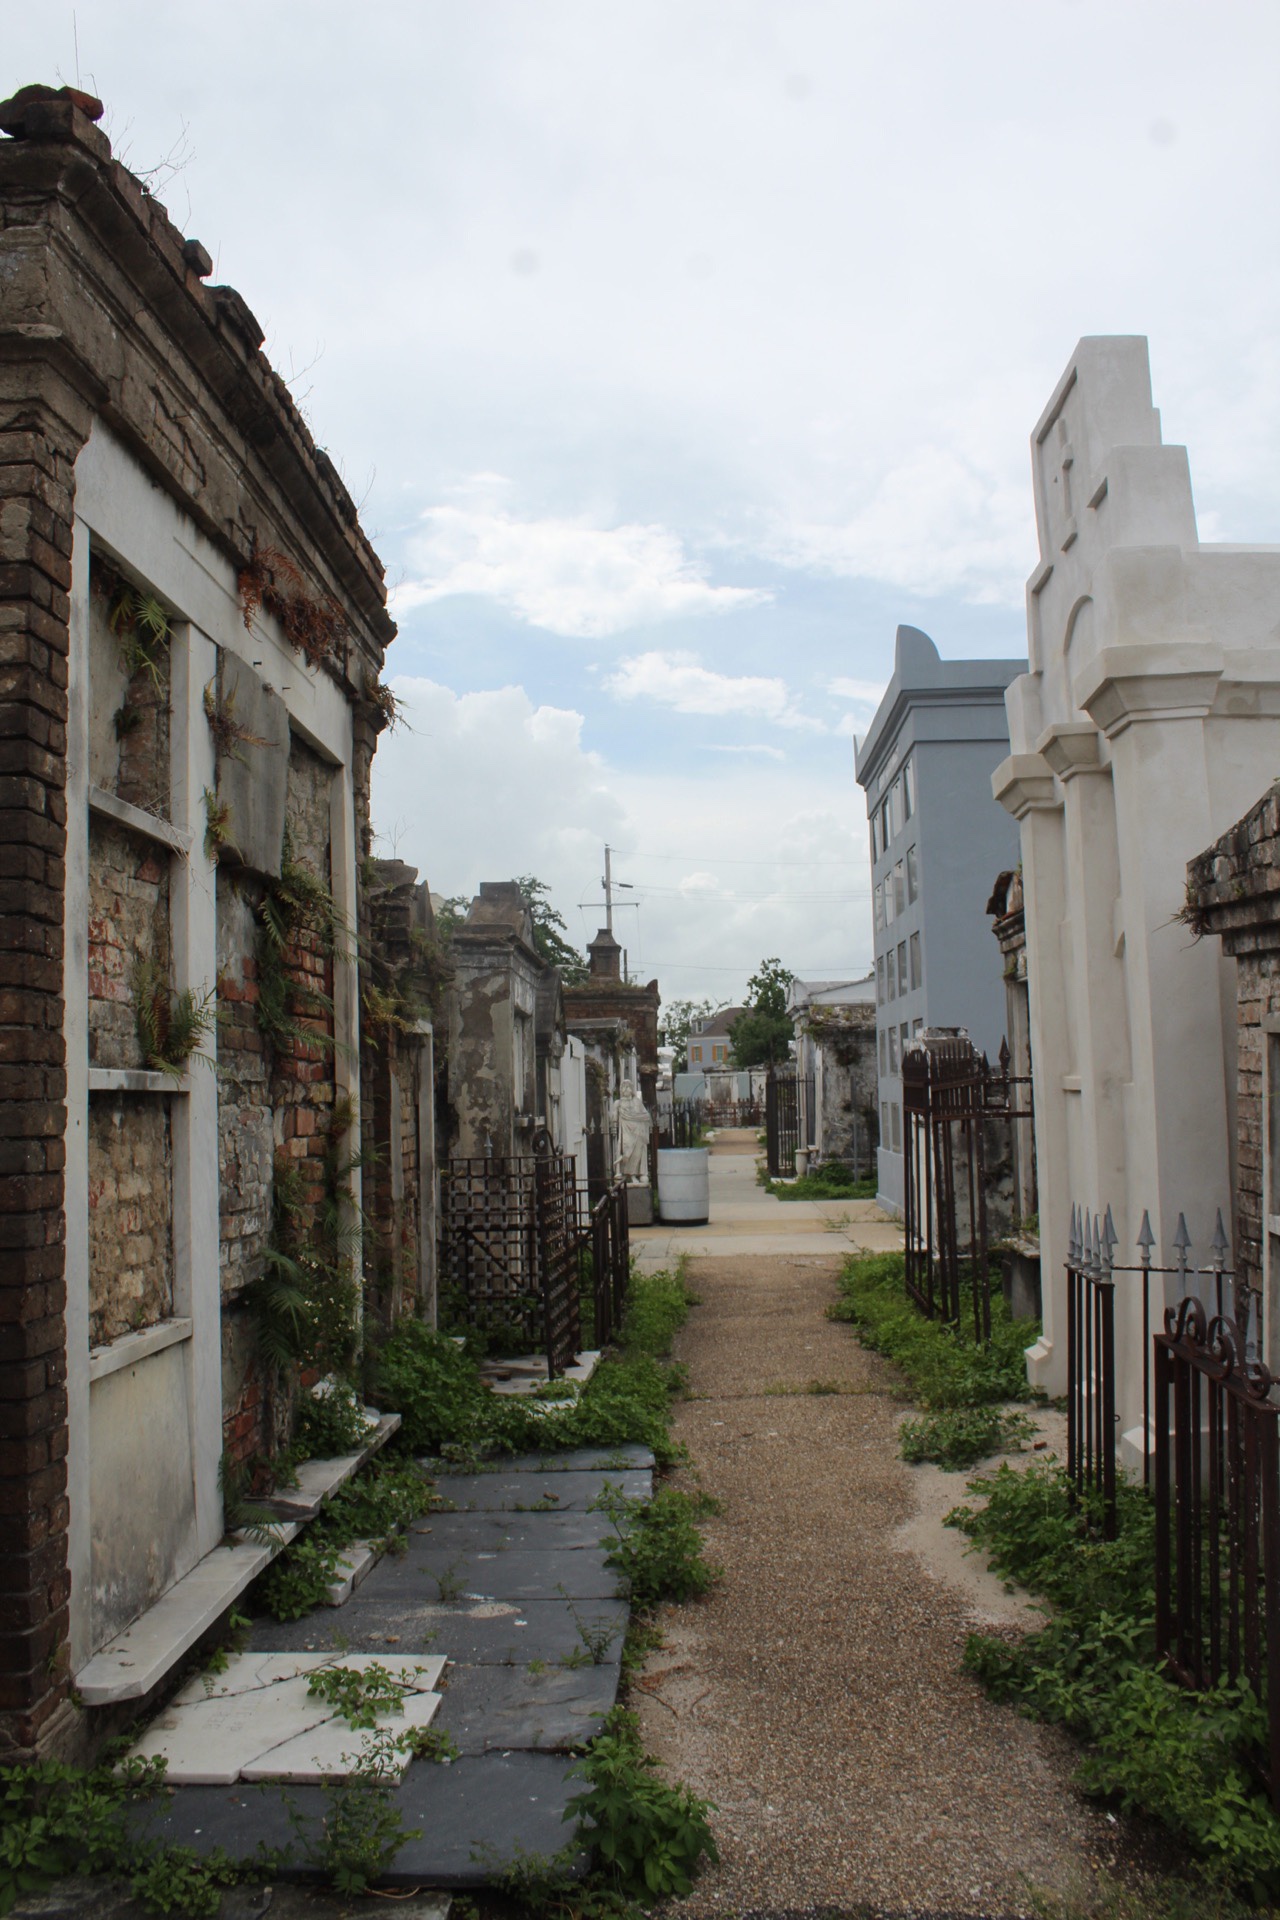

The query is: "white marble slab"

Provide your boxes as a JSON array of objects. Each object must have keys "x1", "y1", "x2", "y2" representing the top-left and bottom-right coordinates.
[
  {"x1": 242, "y1": 1687, "x2": 442, "y2": 1784},
  {"x1": 123, "y1": 1650, "x2": 447, "y2": 1784}
]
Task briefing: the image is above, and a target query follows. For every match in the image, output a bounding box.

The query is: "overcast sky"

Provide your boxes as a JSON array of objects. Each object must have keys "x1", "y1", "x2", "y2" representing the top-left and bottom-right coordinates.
[{"x1": 8, "y1": 3, "x2": 1280, "y2": 1000}]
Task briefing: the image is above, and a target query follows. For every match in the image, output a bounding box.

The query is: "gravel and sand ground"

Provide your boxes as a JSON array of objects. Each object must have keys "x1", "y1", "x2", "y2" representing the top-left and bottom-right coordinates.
[{"x1": 632, "y1": 1167, "x2": 1147, "y2": 1918}]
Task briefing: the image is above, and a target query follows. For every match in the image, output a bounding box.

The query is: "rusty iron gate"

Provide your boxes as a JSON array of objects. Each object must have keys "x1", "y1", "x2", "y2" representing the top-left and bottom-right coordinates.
[
  {"x1": 590, "y1": 1185, "x2": 631, "y2": 1350},
  {"x1": 1155, "y1": 1290, "x2": 1280, "y2": 1810},
  {"x1": 765, "y1": 1071, "x2": 810, "y2": 1178},
  {"x1": 902, "y1": 1034, "x2": 1031, "y2": 1337},
  {"x1": 441, "y1": 1151, "x2": 582, "y2": 1375}
]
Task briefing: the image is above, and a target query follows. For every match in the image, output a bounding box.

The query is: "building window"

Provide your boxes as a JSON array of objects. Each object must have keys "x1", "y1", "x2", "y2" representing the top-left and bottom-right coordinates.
[
  {"x1": 713, "y1": 1044, "x2": 725, "y2": 1062},
  {"x1": 910, "y1": 931, "x2": 922, "y2": 991},
  {"x1": 900, "y1": 1022, "x2": 909, "y2": 1059},
  {"x1": 886, "y1": 954, "x2": 896, "y2": 1002},
  {"x1": 876, "y1": 956, "x2": 884, "y2": 1005},
  {"x1": 897, "y1": 941, "x2": 907, "y2": 993},
  {"x1": 902, "y1": 756, "x2": 913, "y2": 821},
  {"x1": 869, "y1": 818, "x2": 879, "y2": 864},
  {"x1": 906, "y1": 843, "x2": 918, "y2": 904},
  {"x1": 879, "y1": 1027, "x2": 887, "y2": 1074},
  {"x1": 890, "y1": 1103, "x2": 901, "y2": 1151},
  {"x1": 912, "y1": 1018, "x2": 923, "y2": 1037},
  {"x1": 874, "y1": 880, "x2": 885, "y2": 932},
  {"x1": 893, "y1": 861, "x2": 905, "y2": 917},
  {"x1": 881, "y1": 1098, "x2": 890, "y2": 1142},
  {"x1": 884, "y1": 876, "x2": 895, "y2": 928},
  {"x1": 888, "y1": 1027, "x2": 900, "y2": 1074},
  {"x1": 880, "y1": 796, "x2": 890, "y2": 851},
  {"x1": 890, "y1": 777, "x2": 903, "y2": 839}
]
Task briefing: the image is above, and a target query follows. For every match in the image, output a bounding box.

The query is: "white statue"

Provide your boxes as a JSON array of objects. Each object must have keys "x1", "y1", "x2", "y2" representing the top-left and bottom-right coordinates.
[{"x1": 616, "y1": 1088, "x2": 651, "y2": 1184}]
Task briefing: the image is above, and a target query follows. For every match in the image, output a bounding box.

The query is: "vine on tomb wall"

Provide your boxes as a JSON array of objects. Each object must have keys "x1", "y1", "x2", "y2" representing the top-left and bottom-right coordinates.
[{"x1": 238, "y1": 540, "x2": 349, "y2": 669}]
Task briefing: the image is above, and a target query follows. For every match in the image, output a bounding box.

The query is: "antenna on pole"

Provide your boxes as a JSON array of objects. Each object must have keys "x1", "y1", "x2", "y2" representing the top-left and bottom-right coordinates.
[{"x1": 603, "y1": 844, "x2": 613, "y2": 934}]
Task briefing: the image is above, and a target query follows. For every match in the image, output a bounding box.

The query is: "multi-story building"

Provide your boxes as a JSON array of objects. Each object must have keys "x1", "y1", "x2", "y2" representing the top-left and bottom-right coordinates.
[
  {"x1": 854, "y1": 625, "x2": 1024, "y2": 1214},
  {"x1": 685, "y1": 1006, "x2": 745, "y2": 1071}
]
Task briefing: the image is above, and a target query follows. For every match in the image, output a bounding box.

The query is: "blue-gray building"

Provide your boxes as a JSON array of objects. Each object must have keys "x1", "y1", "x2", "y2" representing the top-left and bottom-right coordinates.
[{"x1": 854, "y1": 625, "x2": 1025, "y2": 1215}]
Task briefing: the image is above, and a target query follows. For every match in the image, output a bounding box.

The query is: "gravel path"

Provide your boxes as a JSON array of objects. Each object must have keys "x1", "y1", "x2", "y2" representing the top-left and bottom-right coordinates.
[{"x1": 634, "y1": 1250, "x2": 1139, "y2": 1919}]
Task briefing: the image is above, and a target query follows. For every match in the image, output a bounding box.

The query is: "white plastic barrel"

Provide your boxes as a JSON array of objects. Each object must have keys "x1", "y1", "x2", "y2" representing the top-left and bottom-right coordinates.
[{"x1": 657, "y1": 1147, "x2": 710, "y2": 1224}]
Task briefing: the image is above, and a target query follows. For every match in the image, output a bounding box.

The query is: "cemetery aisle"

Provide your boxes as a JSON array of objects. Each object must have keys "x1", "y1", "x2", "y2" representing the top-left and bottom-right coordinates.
[{"x1": 633, "y1": 1232, "x2": 1140, "y2": 1912}]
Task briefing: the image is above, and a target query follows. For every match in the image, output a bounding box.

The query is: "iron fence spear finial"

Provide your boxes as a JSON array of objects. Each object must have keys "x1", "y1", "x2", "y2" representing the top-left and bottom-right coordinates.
[
  {"x1": 1069, "y1": 1202, "x2": 1079, "y2": 1263},
  {"x1": 1211, "y1": 1208, "x2": 1230, "y2": 1272},
  {"x1": 1174, "y1": 1211, "x2": 1192, "y2": 1287},
  {"x1": 1102, "y1": 1206, "x2": 1118, "y2": 1281},
  {"x1": 1137, "y1": 1209, "x2": 1155, "y2": 1268}
]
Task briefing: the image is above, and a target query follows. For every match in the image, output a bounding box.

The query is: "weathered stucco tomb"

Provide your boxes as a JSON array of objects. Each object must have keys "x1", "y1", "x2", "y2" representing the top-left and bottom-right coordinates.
[
  {"x1": 788, "y1": 977, "x2": 879, "y2": 1175},
  {"x1": 0, "y1": 84, "x2": 414, "y2": 1754},
  {"x1": 993, "y1": 335, "x2": 1280, "y2": 1446}
]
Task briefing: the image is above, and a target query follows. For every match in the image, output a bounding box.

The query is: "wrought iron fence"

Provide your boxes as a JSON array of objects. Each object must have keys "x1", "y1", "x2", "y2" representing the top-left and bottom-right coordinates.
[
  {"x1": 1066, "y1": 1205, "x2": 1119, "y2": 1536},
  {"x1": 902, "y1": 1034, "x2": 1031, "y2": 1337},
  {"x1": 703, "y1": 1098, "x2": 764, "y2": 1129},
  {"x1": 1065, "y1": 1202, "x2": 1254, "y2": 1535},
  {"x1": 656, "y1": 1100, "x2": 704, "y2": 1149},
  {"x1": 1063, "y1": 1200, "x2": 1280, "y2": 1804},
  {"x1": 1154, "y1": 1293, "x2": 1280, "y2": 1810}
]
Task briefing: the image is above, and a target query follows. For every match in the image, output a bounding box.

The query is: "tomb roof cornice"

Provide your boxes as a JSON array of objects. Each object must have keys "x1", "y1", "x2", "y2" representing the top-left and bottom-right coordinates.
[
  {"x1": 0, "y1": 84, "x2": 395, "y2": 670},
  {"x1": 992, "y1": 753, "x2": 1060, "y2": 820},
  {"x1": 1037, "y1": 721, "x2": 1106, "y2": 782},
  {"x1": 1076, "y1": 643, "x2": 1223, "y2": 739}
]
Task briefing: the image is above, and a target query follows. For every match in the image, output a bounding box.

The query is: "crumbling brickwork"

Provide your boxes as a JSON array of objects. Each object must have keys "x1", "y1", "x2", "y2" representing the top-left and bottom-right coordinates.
[
  {"x1": 0, "y1": 79, "x2": 398, "y2": 1755},
  {"x1": 86, "y1": 818, "x2": 170, "y2": 1069},
  {"x1": 87, "y1": 1097, "x2": 172, "y2": 1346},
  {"x1": 86, "y1": 564, "x2": 170, "y2": 816},
  {"x1": 0, "y1": 318, "x2": 84, "y2": 1760},
  {"x1": 1186, "y1": 784, "x2": 1280, "y2": 1292}
]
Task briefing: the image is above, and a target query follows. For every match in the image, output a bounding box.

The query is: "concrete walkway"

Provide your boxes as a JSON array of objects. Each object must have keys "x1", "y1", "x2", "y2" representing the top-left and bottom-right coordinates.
[
  {"x1": 632, "y1": 1140, "x2": 1137, "y2": 1917},
  {"x1": 633, "y1": 1128, "x2": 903, "y2": 1268}
]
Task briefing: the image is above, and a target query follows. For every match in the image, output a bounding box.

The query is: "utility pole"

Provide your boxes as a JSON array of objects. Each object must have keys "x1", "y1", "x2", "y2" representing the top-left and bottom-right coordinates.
[{"x1": 603, "y1": 844, "x2": 613, "y2": 934}]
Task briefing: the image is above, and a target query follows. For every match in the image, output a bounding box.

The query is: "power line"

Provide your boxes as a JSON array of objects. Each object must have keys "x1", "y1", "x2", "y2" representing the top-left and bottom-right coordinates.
[{"x1": 631, "y1": 851, "x2": 863, "y2": 868}]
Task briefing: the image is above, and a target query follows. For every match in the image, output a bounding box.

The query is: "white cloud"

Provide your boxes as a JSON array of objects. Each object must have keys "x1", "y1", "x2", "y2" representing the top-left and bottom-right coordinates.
[
  {"x1": 768, "y1": 448, "x2": 1034, "y2": 608},
  {"x1": 370, "y1": 677, "x2": 627, "y2": 893},
  {"x1": 827, "y1": 676, "x2": 886, "y2": 707},
  {"x1": 369, "y1": 673, "x2": 873, "y2": 998},
  {"x1": 706, "y1": 743, "x2": 786, "y2": 760},
  {"x1": 390, "y1": 483, "x2": 770, "y2": 638},
  {"x1": 605, "y1": 650, "x2": 823, "y2": 731}
]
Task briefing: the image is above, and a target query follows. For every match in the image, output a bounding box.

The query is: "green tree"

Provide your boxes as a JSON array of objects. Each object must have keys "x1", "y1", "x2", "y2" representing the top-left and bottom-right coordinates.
[
  {"x1": 729, "y1": 957, "x2": 796, "y2": 1068},
  {"x1": 514, "y1": 876, "x2": 589, "y2": 984},
  {"x1": 659, "y1": 998, "x2": 724, "y2": 1073},
  {"x1": 432, "y1": 895, "x2": 470, "y2": 940},
  {"x1": 434, "y1": 878, "x2": 589, "y2": 982}
]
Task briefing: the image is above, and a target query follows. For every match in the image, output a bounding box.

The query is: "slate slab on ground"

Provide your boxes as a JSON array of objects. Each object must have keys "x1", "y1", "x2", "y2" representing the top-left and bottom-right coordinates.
[{"x1": 135, "y1": 1450, "x2": 651, "y2": 1887}]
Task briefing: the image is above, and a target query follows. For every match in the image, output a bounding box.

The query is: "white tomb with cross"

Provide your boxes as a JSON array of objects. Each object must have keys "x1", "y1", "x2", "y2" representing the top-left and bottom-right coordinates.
[{"x1": 993, "y1": 336, "x2": 1280, "y2": 1450}]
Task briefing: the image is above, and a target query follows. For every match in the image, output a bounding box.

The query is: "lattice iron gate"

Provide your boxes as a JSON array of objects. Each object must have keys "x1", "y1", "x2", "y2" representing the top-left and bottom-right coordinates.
[
  {"x1": 765, "y1": 1070, "x2": 810, "y2": 1178},
  {"x1": 441, "y1": 1151, "x2": 582, "y2": 1375}
]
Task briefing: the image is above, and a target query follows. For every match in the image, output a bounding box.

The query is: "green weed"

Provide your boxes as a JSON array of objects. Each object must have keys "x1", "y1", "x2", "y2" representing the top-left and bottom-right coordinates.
[
  {"x1": 254, "y1": 1456, "x2": 434, "y2": 1621},
  {"x1": 564, "y1": 1707, "x2": 718, "y2": 1899},
  {"x1": 597, "y1": 1485, "x2": 721, "y2": 1610},
  {"x1": 949, "y1": 1458, "x2": 1280, "y2": 1899},
  {"x1": 766, "y1": 1166, "x2": 877, "y2": 1201},
  {"x1": 0, "y1": 1752, "x2": 280, "y2": 1917},
  {"x1": 899, "y1": 1406, "x2": 1036, "y2": 1469},
  {"x1": 830, "y1": 1251, "x2": 1037, "y2": 1410}
]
